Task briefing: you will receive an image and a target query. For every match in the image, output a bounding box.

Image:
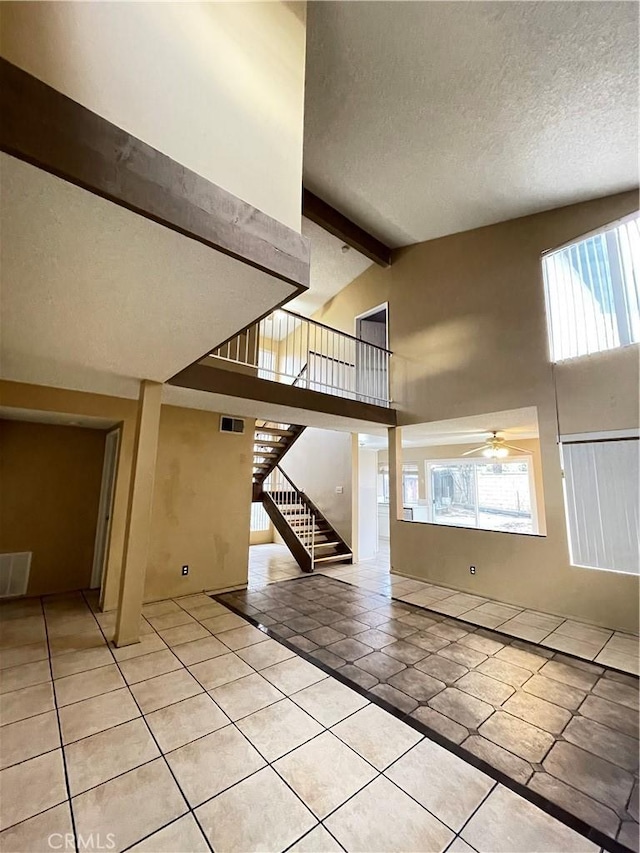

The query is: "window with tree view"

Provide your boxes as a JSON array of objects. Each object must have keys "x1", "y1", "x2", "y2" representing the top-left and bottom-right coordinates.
[{"x1": 426, "y1": 459, "x2": 537, "y2": 534}]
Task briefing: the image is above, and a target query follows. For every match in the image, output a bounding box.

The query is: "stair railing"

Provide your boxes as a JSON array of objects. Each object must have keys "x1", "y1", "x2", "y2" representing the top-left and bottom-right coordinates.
[
  {"x1": 209, "y1": 308, "x2": 391, "y2": 406},
  {"x1": 265, "y1": 466, "x2": 318, "y2": 560}
]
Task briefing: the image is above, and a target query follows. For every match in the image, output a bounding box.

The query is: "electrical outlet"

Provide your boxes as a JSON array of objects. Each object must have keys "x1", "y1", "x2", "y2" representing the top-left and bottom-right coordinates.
[
  {"x1": 181, "y1": 565, "x2": 189, "y2": 576},
  {"x1": 469, "y1": 565, "x2": 476, "y2": 575},
  {"x1": 335, "y1": 486, "x2": 343, "y2": 494}
]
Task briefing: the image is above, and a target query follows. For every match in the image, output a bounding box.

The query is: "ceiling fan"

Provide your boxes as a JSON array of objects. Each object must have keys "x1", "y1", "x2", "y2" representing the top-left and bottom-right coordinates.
[{"x1": 462, "y1": 431, "x2": 529, "y2": 459}]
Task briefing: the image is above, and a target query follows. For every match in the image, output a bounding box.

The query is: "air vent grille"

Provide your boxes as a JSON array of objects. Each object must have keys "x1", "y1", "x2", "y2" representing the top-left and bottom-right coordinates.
[
  {"x1": 220, "y1": 416, "x2": 245, "y2": 434},
  {"x1": 0, "y1": 552, "x2": 31, "y2": 598}
]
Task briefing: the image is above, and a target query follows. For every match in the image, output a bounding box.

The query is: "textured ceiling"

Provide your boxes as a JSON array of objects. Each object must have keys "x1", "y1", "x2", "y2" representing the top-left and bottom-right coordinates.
[
  {"x1": 286, "y1": 217, "x2": 373, "y2": 316},
  {"x1": 304, "y1": 1, "x2": 639, "y2": 247}
]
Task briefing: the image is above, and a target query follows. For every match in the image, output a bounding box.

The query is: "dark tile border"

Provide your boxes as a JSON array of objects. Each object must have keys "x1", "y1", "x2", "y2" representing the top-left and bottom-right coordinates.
[{"x1": 213, "y1": 580, "x2": 636, "y2": 853}]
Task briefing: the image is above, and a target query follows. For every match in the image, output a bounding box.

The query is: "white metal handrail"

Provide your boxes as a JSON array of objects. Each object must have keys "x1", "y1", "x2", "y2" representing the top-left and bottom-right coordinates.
[
  {"x1": 210, "y1": 308, "x2": 391, "y2": 407},
  {"x1": 264, "y1": 467, "x2": 316, "y2": 563}
]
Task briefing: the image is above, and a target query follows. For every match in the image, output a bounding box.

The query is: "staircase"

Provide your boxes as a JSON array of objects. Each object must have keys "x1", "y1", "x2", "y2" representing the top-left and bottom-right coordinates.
[
  {"x1": 252, "y1": 420, "x2": 306, "y2": 493},
  {"x1": 260, "y1": 466, "x2": 352, "y2": 573}
]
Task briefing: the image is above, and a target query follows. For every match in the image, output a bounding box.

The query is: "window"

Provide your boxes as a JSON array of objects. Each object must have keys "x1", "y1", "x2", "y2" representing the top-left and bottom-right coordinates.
[
  {"x1": 561, "y1": 437, "x2": 639, "y2": 575},
  {"x1": 426, "y1": 458, "x2": 537, "y2": 535},
  {"x1": 542, "y1": 213, "x2": 640, "y2": 361},
  {"x1": 377, "y1": 464, "x2": 389, "y2": 504},
  {"x1": 402, "y1": 464, "x2": 420, "y2": 505},
  {"x1": 250, "y1": 502, "x2": 270, "y2": 532}
]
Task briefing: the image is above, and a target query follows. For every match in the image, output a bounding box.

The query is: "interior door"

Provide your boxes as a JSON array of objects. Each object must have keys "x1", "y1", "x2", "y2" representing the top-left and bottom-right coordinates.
[
  {"x1": 90, "y1": 428, "x2": 120, "y2": 589},
  {"x1": 356, "y1": 307, "x2": 388, "y2": 404}
]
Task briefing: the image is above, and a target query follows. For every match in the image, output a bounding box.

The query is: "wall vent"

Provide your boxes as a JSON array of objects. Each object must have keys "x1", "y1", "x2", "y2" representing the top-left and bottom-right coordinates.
[
  {"x1": 0, "y1": 552, "x2": 31, "y2": 599},
  {"x1": 220, "y1": 416, "x2": 245, "y2": 435}
]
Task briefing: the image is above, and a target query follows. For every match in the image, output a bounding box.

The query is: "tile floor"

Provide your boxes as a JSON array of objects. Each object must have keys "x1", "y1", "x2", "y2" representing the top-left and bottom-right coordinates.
[
  {"x1": 249, "y1": 544, "x2": 638, "y2": 676},
  {"x1": 220, "y1": 574, "x2": 639, "y2": 851},
  {"x1": 0, "y1": 584, "x2": 617, "y2": 853}
]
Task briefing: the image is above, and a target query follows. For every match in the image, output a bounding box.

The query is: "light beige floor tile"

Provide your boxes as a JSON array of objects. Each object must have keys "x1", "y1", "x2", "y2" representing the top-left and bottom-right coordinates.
[
  {"x1": 65, "y1": 717, "x2": 159, "y2": 795},
  {"x1": 235, "y1": 637, "x2": 296, "y2": 669},
  {"x1": 51, "y1": 646, "x2": 114, "y2": 679},
  {"x1": 554, "y1": 620, "x2": 613, "y2": 645},
  {"x1": 189, "y1": 652, "x2": 253, "y2": 689},
  {"x1": 111, "y1": 633, "x2": 167, "y2": 662},
  {"x1": 542, "y1": 633, "x2": 602, "y2": 659},
  {"x1": 54, "y1": 664, "x2": 124, "y2": 707},
  {"x1": 332, "y1": 703, "x2": 422, "y2": 770},
  {"x1": 447, "y1": 838, "x2": 477, "y2": 853},
  {"x1": 325, "y1": 775, "x2": 453, "y2": 853},
  {"x1": 0, "y1": 642, "x2": 48, "y2": 671},
  {"x1": 166, "y1": 725, "x2": 265, "y2": 807},
  {"x1": 0, "y1": 681, "x2": 54, "y2": 725},
  {"x1": 274, "y1": 731, "x2": 377, "y2": 819},
  {"x1": 0, "y1": 660, "x2": 51, "y2": 695},
  {"x1": 289, "y1": 824, "x2": 343, "y2": 852},
  {"x1": 129, "y1": 813, "x2": 210, "y2": 852},
  {"x1": 46, "y1": 616, "x2": 99, "y2": 640},
  {"x1": 156, "y1": 622, "x2": 210, "y2": 647},
  {"x1": 260, "y1": 657, "x2": 326, "y2": 695},
  {"x1": 146, "y1": 610, "x2": 195, "y2": 631},
  {"x1": 200, "y1": 613, "x2": 248, "y2": 634},
  {"x1": 210, "y1": 672, "x2": 284, "y2": 721},
  {"x1": 49, "y1": 630, "x2": 107, "y2": 657},
  {"x1": 236, "y1": 698, "x2": 323, "y2": 762},
  {"x1": 142, "y1": 600, "x2": 182, "y2": 619},
  {"x1": 119, "y1": 650, "x2": 182, "y2": 685},
  {"x1": 216, "y1": 624, "x2": 269, "y2": 651},
  {"x1": 145, "y1": 693, "x2": 228, "y2": 752},
  {"x1": 386, "y1": 739, "x2": 494, "y2": 831},
  {"x1": 0, "y1": 617, "x2": 46, "y2": 650},
  {"x1": 172, "y1": 635, "x2": 228, "y2": 666},
  {"x1": 291, "y1": 677, "x2": 369, "y2": 727},
  {"x1": 0, "y1": 749, "x2": 67, "y2": 831},
  {"x1": 197, "y1": 766, "x2": 315, "y2": 851},
  {"x1": 72, "y1": 758, "x2": 187, "y2": 853},
  {"x1": 461, "y1": 785, "x2": 599, "y2": 852},
  {"x1": 594, "y1": 647, "x2": 639, "y2": 675},
  {"x1": 130, "y1": 669, "x2": 203, "y2": 714},
  {"x1": 188, "y1": 602, "x2": 231, "y2": 621},
  {"x1": 173, "y1": 594, "x2": 214, "y2": 612},
  {"x1": 59, "y1": 687, "x2": 140, "y2": 744},
  {"x1": 0, "y1": 802, "x2": 72, "y2": 853},
  {"x1": 0, "y1": 599, "x2": 43, "y2": 621},
  {"x1": 0, "y1": 710, "x2": 60, "y2": 770}
]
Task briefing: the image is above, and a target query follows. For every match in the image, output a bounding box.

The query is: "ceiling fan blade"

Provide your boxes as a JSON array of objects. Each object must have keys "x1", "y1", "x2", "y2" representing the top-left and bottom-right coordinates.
[
  {"x1": 504, "y1": 444, "x2": 530, "y2": 453},
  {"x1": 461, "y1": 447, "x2": 484, "y2": 456}
]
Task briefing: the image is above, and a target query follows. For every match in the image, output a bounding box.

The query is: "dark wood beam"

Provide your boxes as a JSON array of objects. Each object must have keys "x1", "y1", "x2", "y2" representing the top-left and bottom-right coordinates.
[
  {"x1": 0, "y1": 57, "x2": 310, "y2": 290},
  {"x1": 169, "y1": 362, "x2": 397, "y2": 426},
  {"x1": 303, "y1": 187, "x2": 392, "y2": 267}
]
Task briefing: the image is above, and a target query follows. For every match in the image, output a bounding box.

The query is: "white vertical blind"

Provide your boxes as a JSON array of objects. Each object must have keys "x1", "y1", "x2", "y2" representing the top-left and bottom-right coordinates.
[
  {"x1": 562, "y1": 439, "x2": 639, "y2": 574},
  {"x1": 542, "y1": 214, "x2": 640, "y2": 362}
]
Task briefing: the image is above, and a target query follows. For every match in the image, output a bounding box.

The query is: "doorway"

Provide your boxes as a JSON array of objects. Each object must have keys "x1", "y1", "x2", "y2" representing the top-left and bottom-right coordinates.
[
  {"x1": 355, "y1": 304, "x2": 389, "y2": 404},
  {"x1": 90, "y1": 428, "x2": 121, "y2": 589}
]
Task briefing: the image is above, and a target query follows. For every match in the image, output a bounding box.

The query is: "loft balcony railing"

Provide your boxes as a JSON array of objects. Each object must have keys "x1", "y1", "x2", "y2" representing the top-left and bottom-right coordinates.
[{"x1": 210, "y1": 308, "x2": 391, "y2": 407}]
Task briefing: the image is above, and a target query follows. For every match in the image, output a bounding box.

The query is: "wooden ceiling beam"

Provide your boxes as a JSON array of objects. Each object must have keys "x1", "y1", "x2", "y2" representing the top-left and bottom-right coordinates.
[{"x1": 302, "y1": 187, "x2": 392, "y2": 267}]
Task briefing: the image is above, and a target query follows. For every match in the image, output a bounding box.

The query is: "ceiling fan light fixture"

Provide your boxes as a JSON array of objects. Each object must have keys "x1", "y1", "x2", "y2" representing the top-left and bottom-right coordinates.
[{"x1": 496, "y1": 447, "x2": 509, "y2": 458}]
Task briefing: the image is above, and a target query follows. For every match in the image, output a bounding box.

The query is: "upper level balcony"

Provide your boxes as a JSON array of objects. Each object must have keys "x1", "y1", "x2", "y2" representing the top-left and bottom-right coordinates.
[{"x1": 169, "y1": 308, "x2": 395, "y2": 427}]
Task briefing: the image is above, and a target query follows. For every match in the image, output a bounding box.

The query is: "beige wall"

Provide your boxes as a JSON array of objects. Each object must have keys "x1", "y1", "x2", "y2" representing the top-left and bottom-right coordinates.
[
  {"x1": 0, "y1": 381, "x2": 255, "y2": 608},
  {"x1": 0, "y1": 419, "x2": 106, "y2": 595},
  {"x1": 145, "y1": 406, "x2": 254, "y2": 601},
  {"x1": 0, "y1": 1, "x2": 306, "y2": 231},
  {"x1": 314, "y1": 192, "x2": 639, "y2": 632},
  {"x1": 280, "y1": 427, "x2": 353, "y2": 546}
]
